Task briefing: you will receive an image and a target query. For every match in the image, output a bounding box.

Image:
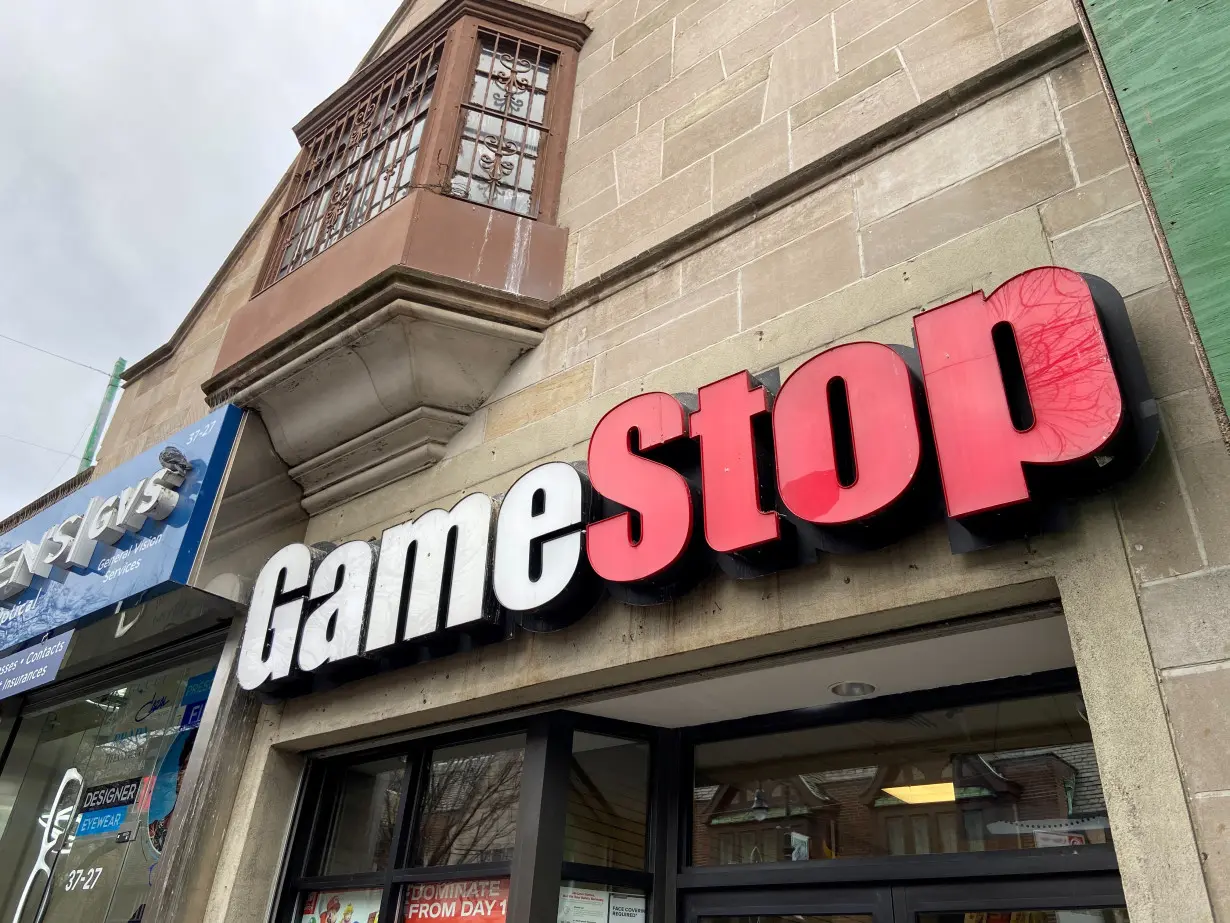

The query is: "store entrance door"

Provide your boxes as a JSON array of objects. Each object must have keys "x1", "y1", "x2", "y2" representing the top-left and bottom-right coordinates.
[{"x1": 683, "y1": 876, "x2": 1129, "y2": 923}]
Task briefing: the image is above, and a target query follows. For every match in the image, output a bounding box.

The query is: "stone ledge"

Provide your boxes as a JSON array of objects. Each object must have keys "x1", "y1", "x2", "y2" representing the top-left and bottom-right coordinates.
[{"x1": 204, "y1": 269, "x2": 547, "y2": 514}]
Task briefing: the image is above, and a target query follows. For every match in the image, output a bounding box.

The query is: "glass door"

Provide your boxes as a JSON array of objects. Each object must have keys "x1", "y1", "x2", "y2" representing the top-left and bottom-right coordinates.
[
  {"x1": 893, "y1": 877, "x2": 1129, "y2": 923},
  {"x1": 683, "y1": 886, "x2": 895, "y2": 923}
]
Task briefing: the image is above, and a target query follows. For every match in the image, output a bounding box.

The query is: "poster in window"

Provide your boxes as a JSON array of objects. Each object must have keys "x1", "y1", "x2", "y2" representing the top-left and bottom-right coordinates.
[
  {"x1": 557, "y1": 887, "x2": 646, "y2": 923},
  {"x1": 403, "y1": 878, "x2": 508, "y2": 922},
  {"x1": 558, "y1": 886, "x2": 608, "y2": 923},
  {"x1": 608, "y1": 892, "x2": 646, "y2": 922},
  {"x1": 303, "y1": 887, "x2": 383, "y2": 923}
]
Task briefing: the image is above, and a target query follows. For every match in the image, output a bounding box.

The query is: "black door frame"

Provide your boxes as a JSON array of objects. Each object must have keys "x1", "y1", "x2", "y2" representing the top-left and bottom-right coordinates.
[
  {"x1": 684, "y1": 885, "x2": 895, "y2": 923},
  {"x1": 682, "y1": 873, "x2": 1127, "y2": 922}
]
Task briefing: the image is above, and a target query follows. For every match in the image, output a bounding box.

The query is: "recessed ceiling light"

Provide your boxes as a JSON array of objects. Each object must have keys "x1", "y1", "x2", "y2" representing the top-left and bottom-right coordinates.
[{"x1": 830, "y1": 681, "x2": 876, "y2": 698}]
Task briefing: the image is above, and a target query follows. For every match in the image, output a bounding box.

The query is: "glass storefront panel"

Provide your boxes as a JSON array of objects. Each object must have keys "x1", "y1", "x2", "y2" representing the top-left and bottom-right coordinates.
[
  {"x1": 692, "y1": 692, "x2": 1110, "y2": 865},
  {"x1": 564, "y1": 733, "x2": 650, "y2": 870},
  {"x1": 412, "y1": 735, "x2": 525, "y2": 867},
  {"x1": 0, "y1": 655, "x2": 216, "y2": 923},
  {"x1": 309, "y1": 756, "x2": 407, "y2": 877}
]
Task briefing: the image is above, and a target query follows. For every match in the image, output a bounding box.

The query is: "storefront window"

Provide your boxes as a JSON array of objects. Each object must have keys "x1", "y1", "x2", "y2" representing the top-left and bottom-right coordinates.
[
  {"x1": 412, "y1": 735, "x2": 524, "y2": 867},
  {"x1": 564, "y1": 733, "x2": 650, "y2": 870},
  {"x1": 286, "y1": 734, "x2": 526, "y2": 923},
  {"x1": 310, "y1": 757, "x2": 407, "y2": 876},
  {"x1": 692, "y1": 692, "x2": 1111, "y2": 866},
  {"x1": 403, "y1": 877, "x2": 510, "y2": 921},
  {"x1": 0, "y1": 655, "x2": 217, "y2": 923}
]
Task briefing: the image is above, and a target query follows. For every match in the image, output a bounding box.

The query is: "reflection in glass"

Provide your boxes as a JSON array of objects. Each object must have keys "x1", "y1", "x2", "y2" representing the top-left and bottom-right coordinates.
[
  {"x1": 693, "y1": 692, "x2": 1111, "y2": 865},
  {"x1": 310, "y1": 757, "x2": 406, "y2": 876},
  {"x1": 917, "y1": 908, "x2": 1128, "y2": 922},
  {"x1": 414, "y1": 735, "x2": 524, "y2": 867},
  {"x1": 0, "y1": 656, "x2": 217, "y2": 923},
  {"x1": 699, "y1": 917, "x2": 872, "y2": 922},
  {"x1": 564, "y1": 733, "x2": 650, "y2": 869}
]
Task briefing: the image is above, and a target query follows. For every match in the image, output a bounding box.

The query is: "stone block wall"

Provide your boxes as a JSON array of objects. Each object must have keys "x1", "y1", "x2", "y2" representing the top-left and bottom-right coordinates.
[{"x1": 559, "y1": 0, "x2": 1080, "y2": 283}]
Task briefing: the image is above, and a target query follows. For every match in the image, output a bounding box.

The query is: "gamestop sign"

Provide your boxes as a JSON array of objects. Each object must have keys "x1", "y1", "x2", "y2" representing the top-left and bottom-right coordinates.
[{"x1": 238, "y1": 268, "x2": 1158, "y2": 695}]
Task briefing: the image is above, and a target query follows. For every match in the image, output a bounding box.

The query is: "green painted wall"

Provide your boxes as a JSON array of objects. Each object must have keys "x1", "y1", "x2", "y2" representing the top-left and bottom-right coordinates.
[{"x1": 1082, "y1": 0, "x2": 1230, "y2": 409}]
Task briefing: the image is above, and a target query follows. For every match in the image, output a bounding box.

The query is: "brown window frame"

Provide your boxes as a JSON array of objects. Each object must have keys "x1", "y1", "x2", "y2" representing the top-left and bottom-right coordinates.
[{"x1": 257, "y1": 0, "x2": 588, "y2": 294}]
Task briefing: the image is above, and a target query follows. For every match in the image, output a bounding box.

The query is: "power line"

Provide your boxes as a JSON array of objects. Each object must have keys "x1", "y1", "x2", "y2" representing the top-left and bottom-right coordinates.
[
  {"x1": 0, "y1": 432, "x2": 80, "y2": 458},
  {"x1": 42, "y1": 417, "x2": 97, "y2": 494},
  {"x1": 0, "y1": 332, "x2": 112, "y2": 377}
]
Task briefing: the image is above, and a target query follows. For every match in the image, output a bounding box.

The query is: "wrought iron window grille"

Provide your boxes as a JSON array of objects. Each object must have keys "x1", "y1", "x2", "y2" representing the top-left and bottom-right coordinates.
[{"x1": 256, "y1": 0, "x2": 588, "y2": 295}]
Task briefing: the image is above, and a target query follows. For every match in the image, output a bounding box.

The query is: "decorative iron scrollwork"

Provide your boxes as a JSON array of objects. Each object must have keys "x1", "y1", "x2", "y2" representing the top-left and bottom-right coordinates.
[
  {"x1": 477, "y1": 134, "x2": 522, "y2": 193},
  {"x1": 323, "y1": 182, "x2": 355, "y2": 231},
  {"x1": 349, "y1": 98, "x2": 379, "y2": 146},
  {"x1": 489, "y1": 51, "x2": 534, "y2": 114}
]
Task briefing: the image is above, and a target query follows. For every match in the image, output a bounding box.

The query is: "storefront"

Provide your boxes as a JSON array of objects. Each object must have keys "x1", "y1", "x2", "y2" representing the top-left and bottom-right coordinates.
[
  {"x1": 220, "y1": 268, "x2": 1158, "y2": 923},
  {"x1": 84, "y1": 0, "x2": 1230, "y2": 918},
  {"x1": 0, "y1": 406, "x2": 243, "y2": 923}
]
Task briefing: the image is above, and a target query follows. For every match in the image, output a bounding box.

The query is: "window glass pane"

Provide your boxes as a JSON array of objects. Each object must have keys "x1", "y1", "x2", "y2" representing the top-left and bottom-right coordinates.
[
  {"x1": 310, "y1": 756, "x2": 406, "y2": 876},
  {"x1": 403, "y1": 877, "x2": 509, "y2": 921},
  {"x1": 564, "y1": 733, "x2": 650, "y2": 870},
  {"x1": 301, "y1": 887, "x2": 383, "y2": 923},
  {"x1": 699, "y1": 918, "x2": 869, "y2": 923},
  {"x1": 692, "y1": 692, "x2": 1110, "y2": 865},
  {"x1": 0, "y1": 656, "x2": 217, "y2": 923},
  {"x1": 265, "y1": 39, "x2": 444, "y2": 287},
  {"x1": 413, "y1": 735, "x2": 524, "y2": 867},
  {"x1": 559, "y1": 881, "x2": 646, "y2": 923},
  {"x1": 450, "y1": 30, "x2": 557, "y2": 217}
]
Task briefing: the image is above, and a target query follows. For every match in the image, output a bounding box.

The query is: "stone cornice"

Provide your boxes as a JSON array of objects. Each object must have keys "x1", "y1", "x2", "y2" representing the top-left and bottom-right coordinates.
[{"x1": 202, "y1": 263, "x2": 551, "y2": 407}]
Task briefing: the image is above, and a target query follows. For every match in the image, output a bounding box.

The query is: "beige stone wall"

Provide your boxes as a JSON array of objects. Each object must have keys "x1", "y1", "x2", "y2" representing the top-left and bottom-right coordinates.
[{"x1": 559, "y1": 0, "x2": 1079, "y2": 284}]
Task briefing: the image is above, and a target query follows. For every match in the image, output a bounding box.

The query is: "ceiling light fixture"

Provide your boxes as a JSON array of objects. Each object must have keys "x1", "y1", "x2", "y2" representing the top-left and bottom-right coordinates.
[
  {"x1": 829, "y1": 681, "x2": 877, "y2": 698},
  {"x1": 882, "y1": 782, "x2": 957, "y2": 804}
]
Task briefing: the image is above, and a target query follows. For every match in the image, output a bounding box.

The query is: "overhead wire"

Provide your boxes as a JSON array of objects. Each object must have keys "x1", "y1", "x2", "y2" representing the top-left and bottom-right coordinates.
[
  {"x1": 0, "y1": 432, "x2": 80, "y2": 458},
  {"x1": 40, "y1": 417, "x2": 99, "y2": 495},
  {"x1": 0, "y1": 332, "x2": 112, "y2": 377}
]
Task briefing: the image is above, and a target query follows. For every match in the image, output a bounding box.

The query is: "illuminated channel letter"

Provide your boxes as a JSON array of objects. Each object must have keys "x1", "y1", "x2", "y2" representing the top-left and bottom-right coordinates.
[
  {"x1": 237, "y1": 543, "x2": 323, "y2": 691},
  {"x1": 689, "y1": 372, "x2": 780, "y2": 553},
  {"x1": 364, "y1": 493, "x2": 499, "y2": 653},
  {"x1": 493, "y1": 462, "x2": 602, "y2": 631},
  {"x1": 913, "y1": 267, "x2": 1154, "y2": 547},
  {"x1": 587, "y1": 392, "x2": 709, "y2": 601},
  {"x1": 773, "y1": 342, "x2": 927, "y2": 551},
  {"x1": 298, "y1": 541, "x2": 376, "y2": 673}
]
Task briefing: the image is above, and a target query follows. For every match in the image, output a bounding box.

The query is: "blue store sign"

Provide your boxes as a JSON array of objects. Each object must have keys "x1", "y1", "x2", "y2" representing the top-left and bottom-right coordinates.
[{"x1": 0, "y1": 405, "x2": 242, "y2": 655}]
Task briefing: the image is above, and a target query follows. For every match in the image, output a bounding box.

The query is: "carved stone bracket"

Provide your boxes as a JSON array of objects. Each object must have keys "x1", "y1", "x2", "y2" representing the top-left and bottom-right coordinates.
[{"x1": 205, "y1": 264, "x2": 547, "y2": 514}]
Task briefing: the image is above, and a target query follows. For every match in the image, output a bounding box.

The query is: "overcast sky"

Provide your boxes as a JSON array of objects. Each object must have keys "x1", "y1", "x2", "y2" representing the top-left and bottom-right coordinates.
[{"x1": 0, "y1": 1, "x2": 402, "y2": 520}]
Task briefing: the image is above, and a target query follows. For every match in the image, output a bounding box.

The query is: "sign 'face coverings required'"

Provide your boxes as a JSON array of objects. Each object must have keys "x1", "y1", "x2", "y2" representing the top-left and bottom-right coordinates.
[{"x1": 237, "y1": 268, "x2": 1158, "y2": 697}]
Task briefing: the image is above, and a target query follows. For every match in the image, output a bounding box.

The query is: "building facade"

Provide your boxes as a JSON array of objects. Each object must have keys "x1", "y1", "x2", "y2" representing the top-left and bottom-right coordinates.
[{"x1": 3, "y1": 0, "x2": 1229, "y2": 921}]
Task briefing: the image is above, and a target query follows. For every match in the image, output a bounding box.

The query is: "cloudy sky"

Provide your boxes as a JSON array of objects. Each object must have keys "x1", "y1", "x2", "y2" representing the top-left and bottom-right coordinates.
[{"x1": 0, "y1": 1, "x2": 402, "y2": 520}]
